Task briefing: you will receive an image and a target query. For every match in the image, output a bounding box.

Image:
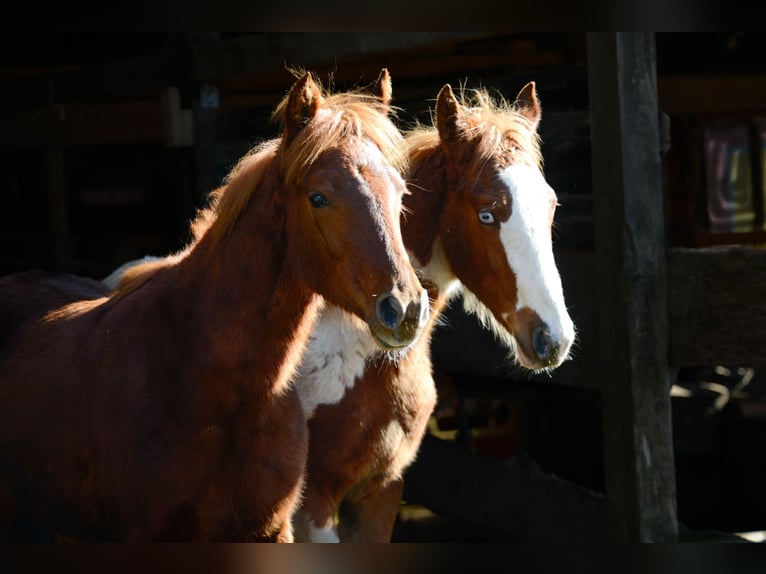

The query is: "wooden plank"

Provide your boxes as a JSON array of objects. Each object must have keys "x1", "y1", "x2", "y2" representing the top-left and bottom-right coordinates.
[
  {"x1": 658, "y1": 75, "x2": 766, "y2": 115},
  {"x1": 0, "y1": 101, "x2": 163, "y2": 147},
  {"x1": 667, "y1": 246, "x2": 766, "y2": 367},
  {"x1": 587, "y1": 32, "x2": 678, "y2": 542},
  {"x1": 193, "y1": 84, "x2": 220, "y2": 204},
  {"x1": 45, "y1": 149, "x2": 70, "y2": 270}
]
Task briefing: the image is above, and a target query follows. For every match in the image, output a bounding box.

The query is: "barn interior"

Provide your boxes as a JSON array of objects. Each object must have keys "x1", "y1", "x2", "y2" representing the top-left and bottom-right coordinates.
[{"x1": 1, "y1": 32, "x2": 764, "y2": 542}]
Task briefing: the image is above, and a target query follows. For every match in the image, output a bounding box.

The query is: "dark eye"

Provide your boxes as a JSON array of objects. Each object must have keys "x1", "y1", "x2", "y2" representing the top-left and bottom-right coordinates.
[
  {"x1": 309, "y1": 192, "x2": 330, "y2": 208},
  {"x1": 478, "y1": 210, "x2": 495, "y2": 225}
]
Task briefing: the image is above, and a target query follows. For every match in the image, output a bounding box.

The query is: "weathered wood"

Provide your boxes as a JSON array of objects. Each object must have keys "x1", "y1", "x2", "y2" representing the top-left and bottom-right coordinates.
[
  {"x1": 667, "y1": 246, "x2": 766, "y2": 367},
  {"x1": 0, "y1": 101, "x2": 163, "y2": 147},
  {"x1": 193, "y1": 84, "x2": 220, "y2": 205},
  {"x1": 587, "y1": 32, "x2": 678, "y2": 542},
  {"x1": 658, "y1": 75, "x2": 766, "y2": 115},
  {"x1": 402, "y1": 435, "x2": 608, "y2": 542},
  {"x1": 45, "y1": 149, "x2": 70, "y2": 270}
]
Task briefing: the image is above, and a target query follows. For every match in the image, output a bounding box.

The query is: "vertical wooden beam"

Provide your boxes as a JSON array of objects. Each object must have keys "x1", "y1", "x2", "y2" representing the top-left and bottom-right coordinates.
[
  {"x1": 191, "y1": 34, "x2": 224, "y2": 206},
  {"x1": 586, "y1": 33, "x2": 678, "y2": 541},
  {"x1": 192, "y1": 83, "x2": 219, "y2": 204},
  {"x1": 46, "y1": 147, "x2": 71, "y2": 270}
]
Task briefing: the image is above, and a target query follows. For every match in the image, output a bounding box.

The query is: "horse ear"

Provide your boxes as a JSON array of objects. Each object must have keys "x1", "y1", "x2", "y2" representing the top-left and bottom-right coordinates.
[
  {"x1": 371, "y1": 68, "x2": 392, "y2": 110},
  {"x1": 436, "y1": 84, "x2": 467, "y2": 143},
  {"x1": 515, "y1": 81, "x2": 541, "y2": 130},
  {"x1": 283, "y1": 72, "x2": 323, "y2": 143}
]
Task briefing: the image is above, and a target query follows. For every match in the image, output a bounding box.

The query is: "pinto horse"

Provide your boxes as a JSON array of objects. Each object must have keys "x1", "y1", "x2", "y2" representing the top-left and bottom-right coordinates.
[
  {"x1": 291, "y1": 82, "x2": 575, "y2": 542},
  {"x1": 0, "y1": 69, "x2": 428, "y2": 542}
]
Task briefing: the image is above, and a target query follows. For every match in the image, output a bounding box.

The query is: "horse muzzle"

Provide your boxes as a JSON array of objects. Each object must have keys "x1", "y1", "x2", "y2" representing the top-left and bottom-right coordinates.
[
  {"x1": 513, "y1": 306, "x2": 574, "y2": 370},
  {"x1": 368, "y1": 288, "x2": 429, "y2": 350}
]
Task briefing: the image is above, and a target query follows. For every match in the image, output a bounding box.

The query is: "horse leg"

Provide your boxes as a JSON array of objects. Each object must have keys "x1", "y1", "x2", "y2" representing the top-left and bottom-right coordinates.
[
  {"x1": 274, "y1": 520, "x2": 294, "y2": 543},
  {"x1": 291, "y1": 485, "x2": 341, "y2": 543},
  {"x1": 337, "y1": 479, "x2": 404, "y2": 543}
]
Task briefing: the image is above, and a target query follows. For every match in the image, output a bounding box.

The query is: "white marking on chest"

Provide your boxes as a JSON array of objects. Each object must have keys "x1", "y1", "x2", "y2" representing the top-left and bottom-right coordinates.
[
  {"x1": 498, "y1": 164, "x2": 574, "y2": 343},
  {"x1": 305, "y1": 523, "x2": 341, "y2": 543},
  {"x1": 295, "y1": 306, "x2": 380, "y2": 419}
]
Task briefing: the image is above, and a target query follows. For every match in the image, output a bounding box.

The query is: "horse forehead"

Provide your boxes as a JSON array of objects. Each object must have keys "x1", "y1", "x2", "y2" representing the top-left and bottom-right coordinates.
[
  {"x1": 330, "y1": 141, "x2": 404, "y2": 205},
  {"x1": 497, "y1": 164, "x2": 554, "y2": 206},
  {"x1": 348, "y1": 136, "x2": 400, "y2": 177},
  {"x1": 315, "y1": 136, "x2": 398, "y2": 180}
]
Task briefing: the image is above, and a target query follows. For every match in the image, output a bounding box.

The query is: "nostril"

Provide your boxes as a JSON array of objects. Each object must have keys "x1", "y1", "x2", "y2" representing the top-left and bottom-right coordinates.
[
  {"x1": 532, "y1": 326, "x2": 554, "y2": 362},
  {"x1": 404, "y1": 298, "x2": 427, "y2": 329},
  {"x1": 377, "y1": 295, "x2": 403, "y2": 330}
]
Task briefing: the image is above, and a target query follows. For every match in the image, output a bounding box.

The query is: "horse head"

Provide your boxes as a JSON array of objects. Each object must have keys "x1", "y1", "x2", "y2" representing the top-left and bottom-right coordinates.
[
  {"x1": 417, "y1": 81, "x2": 574, "y2": 370},
  {"x1": 279, "y1": 70, "x2": 429, "y2": 350}
]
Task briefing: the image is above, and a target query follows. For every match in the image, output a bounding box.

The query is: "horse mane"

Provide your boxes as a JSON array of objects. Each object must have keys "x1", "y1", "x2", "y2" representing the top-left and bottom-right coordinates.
[
  {"x1": 110, "y1": 253, "x2": 186, "y2": 301},
  {"x1": 108, "y1": 140, "x2": 280, "y2": 302},
  {"x1": 271, "y1": 74, "x2": 408, "y2": 188},
  {"x1": 405, "y1": 86, "x2": 543, "y2": 175},
  {"x1": 191, "y1": 140, "x2": 281, "y2": 245}
]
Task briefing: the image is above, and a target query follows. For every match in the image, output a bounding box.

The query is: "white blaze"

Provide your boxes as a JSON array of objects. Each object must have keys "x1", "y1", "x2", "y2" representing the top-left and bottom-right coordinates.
[{"x1": 498, "y1": 164, "x2": 574, "y2": 350}]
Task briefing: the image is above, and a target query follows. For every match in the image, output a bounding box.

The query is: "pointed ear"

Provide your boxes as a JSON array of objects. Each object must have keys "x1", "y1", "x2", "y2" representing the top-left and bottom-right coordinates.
[
  {"x1": 515, "y1": 81, "x2": 541, "y2": 130},
  {"x1": 436, "y1": 84, "x2": 467, "y2": 144},
  {"x1": 371, "y1": 68, "x2": 392, "y2": 111},
  {"x1": 283, "y1": 72, "x2": 323, "y2": 144}
]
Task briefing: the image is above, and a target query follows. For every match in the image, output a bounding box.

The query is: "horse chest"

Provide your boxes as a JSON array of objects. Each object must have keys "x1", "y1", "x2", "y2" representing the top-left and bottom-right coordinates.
[
  {"x1": 373, "y1": 368, "x2": 437, "y2": 476},
  {"x1": 297, "y1": 308, "x2": 379, "y2": 418}
]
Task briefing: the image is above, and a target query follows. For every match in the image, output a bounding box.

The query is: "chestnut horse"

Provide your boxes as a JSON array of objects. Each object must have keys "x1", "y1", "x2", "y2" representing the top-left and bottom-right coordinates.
[
  {"x1": 291, "y1": 82, "x2": 575, "y2": 542},
  {"x1": 0, "y1": 70, "x2": 428, "y2": 542}
]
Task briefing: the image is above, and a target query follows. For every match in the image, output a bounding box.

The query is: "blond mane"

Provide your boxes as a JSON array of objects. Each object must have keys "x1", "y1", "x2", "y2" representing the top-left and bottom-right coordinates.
[
  {"x1": 273, "y1": 85, "x2": 408, "y2": 187},
  {"x1": 110, "y1": 252, "x2": 186, "y2": 301},
  {"x1": 405, "y1": 86, "x2": 543, "y2": 175}
]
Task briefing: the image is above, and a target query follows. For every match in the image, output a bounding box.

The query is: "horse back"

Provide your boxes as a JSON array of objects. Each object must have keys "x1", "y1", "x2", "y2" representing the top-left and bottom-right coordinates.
[{"x1": 0, "y1": 271, "x2": 109, "y2": 349}]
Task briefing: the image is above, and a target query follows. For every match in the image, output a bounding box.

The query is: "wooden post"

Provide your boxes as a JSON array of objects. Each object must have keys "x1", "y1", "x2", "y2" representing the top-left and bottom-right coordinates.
[
  {"x1": 46, "y1": 147, "x2": 70, "y2": 270},
  {"x1": 586, "y1": 32, "x2": 678, "y2": 541}
]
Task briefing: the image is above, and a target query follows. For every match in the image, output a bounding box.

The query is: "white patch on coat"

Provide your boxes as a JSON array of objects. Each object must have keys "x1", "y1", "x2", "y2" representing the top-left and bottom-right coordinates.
[
  {"x1": 296, "y1": 306, "x2": 381, "y2": 419},
  {"x1": 305, "y1": 524, "x2": 341, "y2": 543}
]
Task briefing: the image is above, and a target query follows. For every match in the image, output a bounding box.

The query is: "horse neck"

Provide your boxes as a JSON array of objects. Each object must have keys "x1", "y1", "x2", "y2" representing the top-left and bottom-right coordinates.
[
  {"x1": 174, "y1": 185, "x2": 319, "y2": 396},
  {"x1": 402, "y1": 147, "x2": 458, "y2": 304}
]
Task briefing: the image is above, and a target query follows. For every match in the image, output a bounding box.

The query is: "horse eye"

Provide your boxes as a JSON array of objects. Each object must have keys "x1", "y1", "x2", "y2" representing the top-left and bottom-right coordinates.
[
  {"x1": 478, "y1": 210, "x2": 495, "y2": 225},
  {"x1": 309, "y1": 192, "x2": 330, "y2": 208}
]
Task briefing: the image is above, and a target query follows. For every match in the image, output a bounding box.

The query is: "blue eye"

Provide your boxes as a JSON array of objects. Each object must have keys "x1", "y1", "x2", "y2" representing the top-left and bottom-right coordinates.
[
  {"x1": 478, "y1": 210, "x2": 495, "y2": 225},
  {"x1": 309, "y1": 192, "x2": 330, "y2": 208}
]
